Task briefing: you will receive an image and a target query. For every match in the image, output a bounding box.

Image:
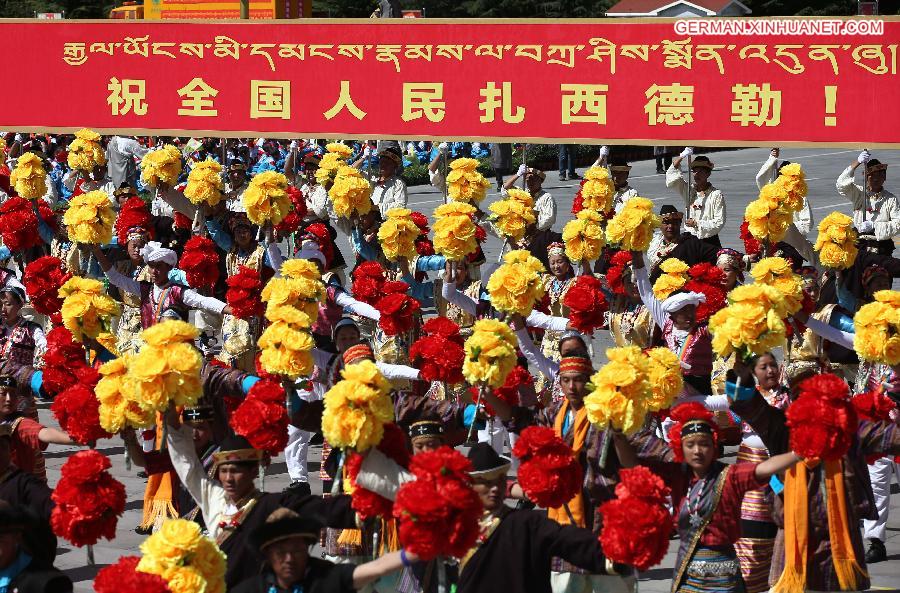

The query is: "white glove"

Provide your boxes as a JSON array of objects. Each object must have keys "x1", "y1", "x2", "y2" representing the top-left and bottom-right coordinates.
[
  {"x1": 680, "y1": 147, "x2": 693, "y2": 159},
  {"x1": 256, "y1": 138, "x2": 266, "y2": 147},
  {"x1": 418, "y1": 141, "x2": 425, "y2": 150},
  {"x1": 406, "y1": 142, "x2": 415, "y2": 152},
  {"x1": 308, "y1": 139, "x2": 317, "y2": 146},
  {"x1": 517, "y1": 164, "x2": 527, "y2": 177},
  {"x1": 858, "y1": 220, "x2": 875, "y2": 234},
  {"x1": 14, "y1": 134, "x2": 22, "y2": 143},
  {"x1": 472, "y1": 142, "x2": 482, "y2": 151},
  {"x1": 289, "y1": 140, "x2": 298, "y2": 150},
  {"x1": 858, "y1": 150, "x2": 871, "y2": 164},
  {"x1": 599, "y1": 145, "x2": 609, "y2": 158},
  {"x1": 438, "y1": 142, "x2": 449, "y2": 153},
  {"x1": 363, "y1": 147, "x2": 372, "y2": 158}
]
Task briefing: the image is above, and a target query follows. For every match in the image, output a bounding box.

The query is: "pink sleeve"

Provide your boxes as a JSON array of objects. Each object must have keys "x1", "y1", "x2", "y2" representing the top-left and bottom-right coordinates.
[{"x1": 16, "y1": 419, "x2": 47, "y2": 452}]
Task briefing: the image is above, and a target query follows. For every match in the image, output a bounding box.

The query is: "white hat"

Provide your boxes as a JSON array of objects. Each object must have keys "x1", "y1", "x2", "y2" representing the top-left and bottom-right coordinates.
[
  {"x1": 661, "y1": 291, "x2": 706, "y2": 314},
  {"x1": 140, "y1": 241, "x2": 178, "y2": 267},
  {"x1": 297, "y1": 241, "x2": 326, "y2": 268}
]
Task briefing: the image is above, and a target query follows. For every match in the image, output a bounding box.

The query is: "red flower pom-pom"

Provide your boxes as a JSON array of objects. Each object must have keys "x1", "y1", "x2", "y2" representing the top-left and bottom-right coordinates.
[
  {"x1": 304, "y1": 222, "x2": 334, "y2": 269},
  {"x1": 606, "y1": 251, "x2": 632, "y2": 296},
  {"x1": 42, "y1": 327, "x2": 89, "y2": 397},
  {"x1": 786, "y1": 374, "x2": 857, "y2": 461},
  {"x1": 94, "y1": 556, "x2": 172, "y2": 593},
  {"x1": 0, "y1": 196, "x2": 40, "y2": 252},
  {"x1": 230, "y1": 379, "x2": 289, "y2": 455},
  {"x1": 853, "y1": 388, "x2": 897, "y2": 464},
  {"x1": 599, "y1": 467, "x2": 672, "y2": 571},
  {"x1": 345, "y1": 423, "x2": 411, "y2": 520},
  {"x1": 410, "y1": 334, "x2": 465, "y2": 384},
  {"x1": 667, "y1": 403, "x2": 718, "y2": 463},
  {"x1": 483, "y1": 365, "x2": 532, "y2": 417},
  {"x1": 37, "y1": 201, "x2": 57, "y2": 231},
  {"x1": 51, "y1": 376, "x2": 110, "y2": 445},
  {"x1": 114, "y1": 197, "x2": 153, "y2": 245},
  {"x1": 684, "y1": 263, "x2": 727, "y2": 323},
  {"x1": 179, "y1": 235, "x2": 220, "y2": 290},
  {"x1": 351, "y1": 261, "x2": 386, "y2": 306},
  {"x1": 23, "y1": 256, "x2": 71, "y2": 316},
  {"x1": 740, "y1": 220, "x2": 762, "y2": 257},
  {"x1": 513, "y1": 426, "x2": 583, "y2": 508},
  {"x1": 375, "y1": 282, "x2": 420, "y2": 336},
  {"x1": 50, "y1": 450, "x2": 125, "y2": 547},
  {"x1": 571, "y1": 179, "x2": 587, "y2": 215},
  {"x1": 563, "y1": 275, "x2": 608, "y2": 335},
  {"x1": 226, "y1": 265, "x2": 263, "y2": 319},
  {"x1": 410, "y1": 211, "x2": 430, "y2": 235},
  {"x1": 274, "y1": 186, "x2": 308, "y2": 234},
  {"x1": 414, "y1": 236, "x2": 435, "y2": 257},
  {"x1": 394, "y1": 446, "x2": 482, "y2": 560},
  {"x1": 422, "y1": 317, "x2": 463, "y2": 344},
  {"x1": 173, "y1": 211, "x2": 192, "y2": 230}
]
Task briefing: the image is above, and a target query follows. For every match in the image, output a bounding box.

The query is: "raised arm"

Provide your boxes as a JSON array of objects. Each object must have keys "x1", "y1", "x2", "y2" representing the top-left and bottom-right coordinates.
[
  {"x1": 755, "y1": 149, "x2": 779, "y2": 190},
  {"x1": 440, "y1": 280, "x2": 478, "y2": 316},
  {"x1": 754, "y1": 451, "x2": 801, "y2": 481},
  {"x1": 631, "y1": 251, "x2": 668, "y2": 329}
]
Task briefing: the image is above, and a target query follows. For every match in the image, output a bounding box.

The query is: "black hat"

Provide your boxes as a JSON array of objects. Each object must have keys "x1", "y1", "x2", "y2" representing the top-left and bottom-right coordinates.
[
  {"x1": 659, "y1": 204, "x2": 683, "y2": 220},
  {"x1": 867, "y1": 159, "x2": 888, "y2": 173},
  {"x1": 250, "y1": 507, "x2": 322, "y2": 553},
  {"x1": 690, "y1": 155, "x2": 714, "y2": 171},
  {"x1": 210, "y1": 434, "x2": 261, "y2": 477},
  {"x1": 228, "y1": 158, "x2": 247, "y2": 172},
  {"x1": 378, "y1": 146, "x2": 403, "y2": 165},
  {"x1": 409, "y1": 420, "x2": 444, "y2": 443},
  {"x1": 0, "y1": 376, "x2": 16, "y2": 390},
  {"x1": 609, "y1": 158, "x2": 631, "y2": 173},
  {"x1": 181, "y1": 405, "x2": 214, "y2": 424},
  {"x1": 466, "y1": 443, "x2": 510, "y2": 480}
]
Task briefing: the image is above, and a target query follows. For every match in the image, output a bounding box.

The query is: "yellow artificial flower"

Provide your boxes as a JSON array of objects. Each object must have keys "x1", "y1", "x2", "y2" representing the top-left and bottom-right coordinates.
[
  {"x1": 377, "y1": 208, "x2": 420, "y2": 261},
  {"x1": 580, "y1": 166, "x2": 615, "y2": 213},
  {"x1": 329, "y1": 166, "x2": 373, "y2": 219},
  {"x1": 325, "y1": 142, "x2": 353, "y2": 159},
  {"x1": 774, "y1": 163, "x2": 808, "y2": 211},
  {"x1": 814, "y1": 212, "x2": 858, "y2": 270},
  {"x1": 432, "y1": 202, "x2": 478, "y2": 261},
  {"x1": 63, "y1": 190, "x2": 116, "y2": 244},
  {"x1": 562, "y1": 209, "x2": 606, "y2": 261},
  {"x1": 660, "y1": 258, "x2": 689, "y2": 275},
  {"x1": 138, "y1": 519, "x2": 225, "y2": 593},
  {"x1": 505, "y1": 188, "x2": 535, "y2": 210},
  {"x1": 140, "y1": 145, "x2": 183, "y2": 187},
  {"x1": 281, "y1": 259, "x2": 321, "y2": 282},
  {"x1": 653, "y1": 273, "x2": 687, "y2": 301},
  {"x1": 126, "y1": 321, "x2": 202, "y2": 413},
  {"x1": 584, "y1": 347, "x2": 651, "y2": 434},
  {"x1": 244, "y1": 171, "x2": 291, "y2": 226},
  {"x1": 645, "y1": 348, "x2": 682, "y2": 411},
  {"x1": 853, "y1": 296, "x2": 900, "y2": 365},
  {"x1": 486, "y1": 250, "x2": 546, "y2": 316},
  {"x1": 96, "y1": 355, "x2": 154, "y2": 433},
  {"x1": 184, "y1": 160, "x2": 224, "y2": 206},
  {"x1": 727, "y1": 283, "x2": 791, "y2": 319},
  {"x1": 59, "y1": 277, "x2": 121, "y2": 342},
  {"x1": 875, "y1": 290, "x2": 900, "y2": 307},
  {"x1": 488, "y1": 198, "x2": 536, "y2": 242},
  {"x1": 142, "y1": 320, "x2": 199, "y2": 347},
  {"x1": 9, "y1": 153, "x2": 47, "y2": 199},
  {"x1": 447, "y1": 158, "x2": 491, "y2": 204},
  {"x1": 315, "y1": 152, "x2": 347, "y2": 188},
  {"x1": 750, "y1": 257, "x2": 803, "y2": 315},
  {"x1": 321, "y1": 360, "x2": 394, "y2": 451},
  {"x1": 67, "y1": 129, "x2": 106, "y2": 173},
  {"x1": 709, "y1": 299, "x2": 786, "y2": 360},
  {"x1": 462, "y1": 319, "x2": 518, "y2": 388},
  {"x1": 605, "y1": 197, "x2": 659, "y2": 251}
]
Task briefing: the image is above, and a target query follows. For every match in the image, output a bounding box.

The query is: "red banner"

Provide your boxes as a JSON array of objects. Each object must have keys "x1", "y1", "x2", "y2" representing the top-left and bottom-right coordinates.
[{"x1": 3, "y1": 18, "x2": 900, "y2": 147}]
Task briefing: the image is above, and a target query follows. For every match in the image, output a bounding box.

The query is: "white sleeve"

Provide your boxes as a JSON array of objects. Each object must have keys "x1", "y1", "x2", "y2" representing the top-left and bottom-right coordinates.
[
  {"x1": 440, "y1": 281, "x2": 477, "y2": 316},
  {"x1": 696, "y1": 192, "x2": 725, "y2": 238},
  {"x1": 182, "y1": 289, "x2": 227, "y2": 315},
  {"x1": 266, "y1": 242, "x2": 284, "y2": 277},
  {"x1": 429, "y1": 168, "x2": 447, "y2": 194},
  {"x1": 157, "y1": 186, "x2": 199, "y2": 219},
  {"x1": 355, "y1": 448, "x2": 415, "y2": 502},
  {"x1": 755, "y1": 156, "x2": 778, "y2": 190},
  {"x1": 308, "y1": 185, "x2": 329, "y2": 220},
  {"x1": 805, "y1": 317, "x2": 854, "y2": 350},
  {"x1": 874, "y1": 198, "x2": 900, "y2": 241},
  {"x1": 782, "y1": 223, "x2": 821, "y2": 271},
  {"x1": 126, "y1": 137, "x2": 150, "y2": 159},
  {"x1": 166, "y1": 423, "x2": 215, "y2": 518},
  {"x1": 104, "y1": 266, "x2": 141, "y2": 296},
  {"x1": 515, "y1": 327, "x2": 558, "y2": 382},
  {"x1": 633, "y1": 265, "x2": 668, "y2": 330},
  {"x1": 534, "y1": 192, "x2": 557, "y2": 232},
  {"x1": 525, "y1": 310, "x2": 569, "y2": 332},
  {"x1": 665, "y1": 163, "x2": 689, "y2": 207},
  {"x1": 334, "y1": 290, "x2": 381, "y2": 321},
  {"x1": 792, "y1": 198, "x2": 813, "y2": 237},
  {"x1": 376, "y1": 362, "x2": 421, "y2": 381},
  {"x1": 836, "y1": 166, "x2": 864, "y2": 211},
  {"x1": 677, "y1": 393, "x2": 731, "y2": 412},
  {"x1": 62, "y1": 170, "x2": 79, "y2": 192}
]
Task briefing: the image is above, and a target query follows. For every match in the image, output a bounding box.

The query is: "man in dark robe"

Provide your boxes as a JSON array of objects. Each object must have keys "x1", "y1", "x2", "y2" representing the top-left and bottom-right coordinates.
[{"x1": 647, "y1": 205, "x2": 719, "y2": 281}]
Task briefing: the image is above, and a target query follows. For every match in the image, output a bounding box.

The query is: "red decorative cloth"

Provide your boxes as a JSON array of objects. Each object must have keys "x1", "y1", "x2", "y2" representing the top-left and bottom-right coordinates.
[
  {"x1": 512, "y1": 426, "x2": 583, "y2": 509},
  {"x1": 94, "y1": 556, "x2": 172, "y2": 593},
  {"x1": 50, "y1": 450, "x2": 125, "y2": 547},
  {"x1": 225, "y1": 265, "x2": 263, "y2": 319},
  {"x1": 179, "y1": 235, "x2": 220, "y2": 290},
  {"x1": 23, "y1": 256, "x2": 71, "y2": 316},
  {"x1": 786, "y1": 373, "x2": 858, "y2": 461},
  {"x1": 563, "y1": 275, "x2": 608, "y2": 335},
  {"x1": 230, "y1": 379, "x2": 289, "y2": 455}
]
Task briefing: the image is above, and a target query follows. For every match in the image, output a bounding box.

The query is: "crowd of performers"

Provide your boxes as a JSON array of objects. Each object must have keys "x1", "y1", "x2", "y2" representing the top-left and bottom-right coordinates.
[{"x1": 0, "y1": 132, "x2": 896, "y2": 593}]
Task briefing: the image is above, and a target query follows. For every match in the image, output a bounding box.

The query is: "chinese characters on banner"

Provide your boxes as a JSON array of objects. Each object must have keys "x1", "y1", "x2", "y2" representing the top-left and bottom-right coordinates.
[{"x1": 4, "y1": 18, "x2": 900, "y2": 146}]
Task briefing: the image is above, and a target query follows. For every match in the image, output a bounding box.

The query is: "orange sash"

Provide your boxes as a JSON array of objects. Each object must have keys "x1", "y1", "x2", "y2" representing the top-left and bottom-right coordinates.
[{"x1": 547, "y1": 400, "x2": 589, "y2": 527}]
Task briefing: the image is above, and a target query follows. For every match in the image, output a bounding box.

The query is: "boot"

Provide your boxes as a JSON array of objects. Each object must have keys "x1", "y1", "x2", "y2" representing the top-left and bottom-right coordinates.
[{"x1": 865, "y1": 538, "x2": 886, "y2": 563}]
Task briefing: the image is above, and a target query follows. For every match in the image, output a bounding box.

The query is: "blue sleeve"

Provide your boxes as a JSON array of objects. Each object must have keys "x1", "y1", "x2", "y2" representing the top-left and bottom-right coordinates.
[
  {"x1": 205, "y1": 219, "x2": 234, "y2": 252},
  {"x1": 725, "y1": 380, "x2": 756, "y2": 402},
  {"x1": 34, "y1": 204, "x2": 55, "y2": 245},
  {"x1": 30, "y1": 371, "x2": 45, "y2": 399},
  {"x1": 415, "y1": 255, "x2": 446, "y2": 272},
  {"x1": 401, "y1": 273, "x2": 435, "y2": 309},
  {"x1": 830, "y1": 311, "x2": 855, "y2": 334},
  {"x1": 241, "y1": 375, "x2": 260, "y2": 394},
  {"x1": 350, "y1": 227, "x2": 379, "y2": 262},
  {"x1": 169, "y1": 268, "x2": 188, "y2": 286},
  {"x1": 836, "y1": 281, "x2": 857, "y2": 313},
  {"x1": 0, "y1": 246, "x2": 9, "y2": 262}
]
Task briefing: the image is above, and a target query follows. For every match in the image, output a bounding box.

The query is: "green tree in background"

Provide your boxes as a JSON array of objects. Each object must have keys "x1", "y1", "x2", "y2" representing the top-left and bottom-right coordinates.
[{"x1": 0, "y1": 0, "x2": 113, "y2": 18}]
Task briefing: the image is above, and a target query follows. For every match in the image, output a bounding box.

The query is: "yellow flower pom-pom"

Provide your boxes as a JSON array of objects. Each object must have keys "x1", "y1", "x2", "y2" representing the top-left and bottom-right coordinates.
[
  {"x1": 645, "y1": 348, "x2": 682, "y2": 411},
  {"x1": 433, "y1": 202, "x2": 478, "y2": 261},
  {"x1": 315, "y1": 152, "x2": 347, "y2": 189},
  {"x1": 580, "y1": 166, "x2": 615, "y2": 213},
  {"x1": 774, "y1": 162, "x2": 808, "y2": 211},
  {"x1": 488, "y1": 197, "x2": 536, "y2": 242},
  {"x1": 325, "y1": 142, "x2": 353, "y2": 159},
  {"x1": 504, "y1": 188, "x2": 535, "y2": 210},
  {"x1": 660, "y1": 258, "x2": 689, "y2": 275},
  {"x1": 709, "y1": 296, "x2": 786, "y2": 360},
  {"x1": 562, "y1": 209, "x2": 606, "y2": 261},
  {"x1": 140, "y1": 145, "x2": 183, "y2": 187},
  {"x1": 486, "y1": 250, "x2": 546, "y2": 316},
  {"x1": 59, "y1": 277, "x2": 121, "y2": 342},
  {"x1": 749, "y1": 257, "x2": 803, "y2": 315},
  {"x1": 605, "y1": 197, "x2": 660, "y2": 251},
  {"x1": 67, "y1": 129, "x2": 106, "y2": 173},
  {"x1": 329, "y1": 166, "x2": 374, "y2": 219},
  {"x1": 184, "y1": 160, "x2": 224, "y2": 206},
  {"x1": 127, "y1": 321, "x2": 203, "y2": 412},
  {"x1": 583, "y1": 347, "x2": 651, "y2": 434},
  {"x1": 853, "y1": 292, "x2": 900, "y2": 365},
  {"x1": 138, "y1": 519, "x2": 225, "y2": 593},
  {"x1": 377, "y1": 208, "x2": 420, "y2": 261},
  {"x1": 653, "y1": 273, "x2": 687, "y2": 301},
  {"x1": 281, "y1": 259, "x2": 322, "y2": 282},
  {"x1": 321, "y1": 360, "x2": 394, "y2": 451},
  {"x1": 462, "y1": 319, "x2": 518, "y2": 388},
  {"x1": 9, "y1": 152, "x2": 47, "y2": 199},
  {"x1": 447, "y1": 158, "x2": 492, "y2": 204},
  {"x1": 257, "y1": 322, "x2": 315, "y2": 379},
  {"x1": 63, "y1": 190, "x2": 116, "y2": 245},
  {"x1": 814, "y1": 211, "x2": 858, "y2": 270},
  {"x1": 243, "y1": 170, "x2": 291, "y2": 226}
]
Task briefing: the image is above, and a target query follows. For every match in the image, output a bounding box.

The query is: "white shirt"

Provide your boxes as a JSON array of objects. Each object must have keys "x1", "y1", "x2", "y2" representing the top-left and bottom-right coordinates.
[
  {"x1": 665, "y1": 164, "x2": 725, "y2": 240},
  {"x1": 836, "y1": 165, "x2": 900, "y2": 241},
  {"x1": 756, "y1": 155, "x2": 813, "y2": 237},
  {"x1": 363, "y1": 171, "x2": 408, "y2": 218}
]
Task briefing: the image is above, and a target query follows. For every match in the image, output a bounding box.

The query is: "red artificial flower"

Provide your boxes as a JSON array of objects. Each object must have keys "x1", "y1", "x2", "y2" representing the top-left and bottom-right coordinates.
[
  {"x1": 375, "y1": 282, "x2": 420, "y2": 336},
  {"x1": 852, "y1": 388, "x2": 897, "y2": 464},
  {"x1": 410, "y1": 211, "x2": 430, "y2": 235},
  {"x1": 614, "y1": 465, "x2": 671, "y2": 505},
  {"x1": 786, "y1": 373, "x2": 857, "y2": 461},
  {"x1": 50, "y1": 450, "x2": 125, "y2": 547},
  {"x1": 563, "y1": 275, "x2": 608, "y2": 335},
  {"x1": 409, "y1": 334, "x2": 465, "y2": 384},
  {"x1": 304, "y1": 222, "x2": 334, "y2": 268},
  {"x1": 513, "y1": 426, "x2": 582, "y2": 508},
  {"x1": 173, "y1": 211, "x2": 192, "y2": 230},
  {"x1": 394, "y1": 446, "x2": 482, "y2": 560},
  {"x1": 351, "y1": 261, "x2": 386, "y2": 306},
  {"x1": 414, "y1": 236, "x2": 435, "y2": 257},
  {"x1": 36, "y1": 201, "x2": 57, "y2": 231},
  {"x1": 740, "y1": 220, "x2": 762, "y2": 257},
  {"x1": 345, "y1": 423, "x2": 411, "y2": 520},
  {"x1": 274, "y1": 186, "x2": 308, "y2": 234},
  {"x1": 688, "y1": 263, "x2": 726, "y2": 286},
  {"x1": 474, "y1": 223, "x2": 487, "y2": 243},
  {"x1": 684, "y1": 279, "x2": 725, "y2": 324},
  {"x1": 230, "y1": 379, "x2": 289, "y2": 455},
  {"x1": 571, "y1": 179, "x2": 587, "y2": 215},
  {"x1": 42, "y1": 327, "x2": 89, "y2": 397},
  {"x1": 422, "y1": 317, "x2": 463, "y2": 343},
  {"x1": 179, "y1": 235, "x2": 220, "y2": 290},
  {"x1": 666, "y1": 403, "x2": 719, "y2": 463},
  {"x1": 226, "y1": 265, "x2": 264, "y2": 319},
  {"x1": 606, "y1": 251, "x2": 632, "y2": 296},
  {"x1": 23, "y1": 256, "x2": 72, "y2": 316},
  {"x1": 484, "y1": 365, "x2": 532, "y2": 416},
  {"x1": 94, "y1": 556, "x2": 172, "y2": 593},
  {"x1": 0, "y1": 196, "x2": 40, "y2": 252},
  {"x1": 50, "y1": 373, "x2": 109, "y2": 445},
  {"x1": 114, "y1": 196, "x2": 153, "y2": 245}
]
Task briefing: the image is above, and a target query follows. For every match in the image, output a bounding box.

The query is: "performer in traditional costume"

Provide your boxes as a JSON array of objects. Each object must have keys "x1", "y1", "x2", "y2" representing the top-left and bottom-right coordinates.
[
  {"x1": 837, "y1": 151, "x2": 899, "y2": 255},
  {"x1": 647, "y1": 206, "x2": 718, "y2": 281},
  {"x1": 666, "y1": 148, "x2": 726, "y2": 248},
  {"x1": 605, "y1": 252, "x2": 652, "y2": 350},
  {"x1": 755, "y1": 149, "x2": 813, "y2": 236},
  {"x1": 539, "y1": 243, "x2": 577, "y2": 365},
  {"x1": 353, "y1": 146, "x2": 409, "y2": 218},
  {"x1": 594, "y1": 146, "x2": 639, "y2": 214}
]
